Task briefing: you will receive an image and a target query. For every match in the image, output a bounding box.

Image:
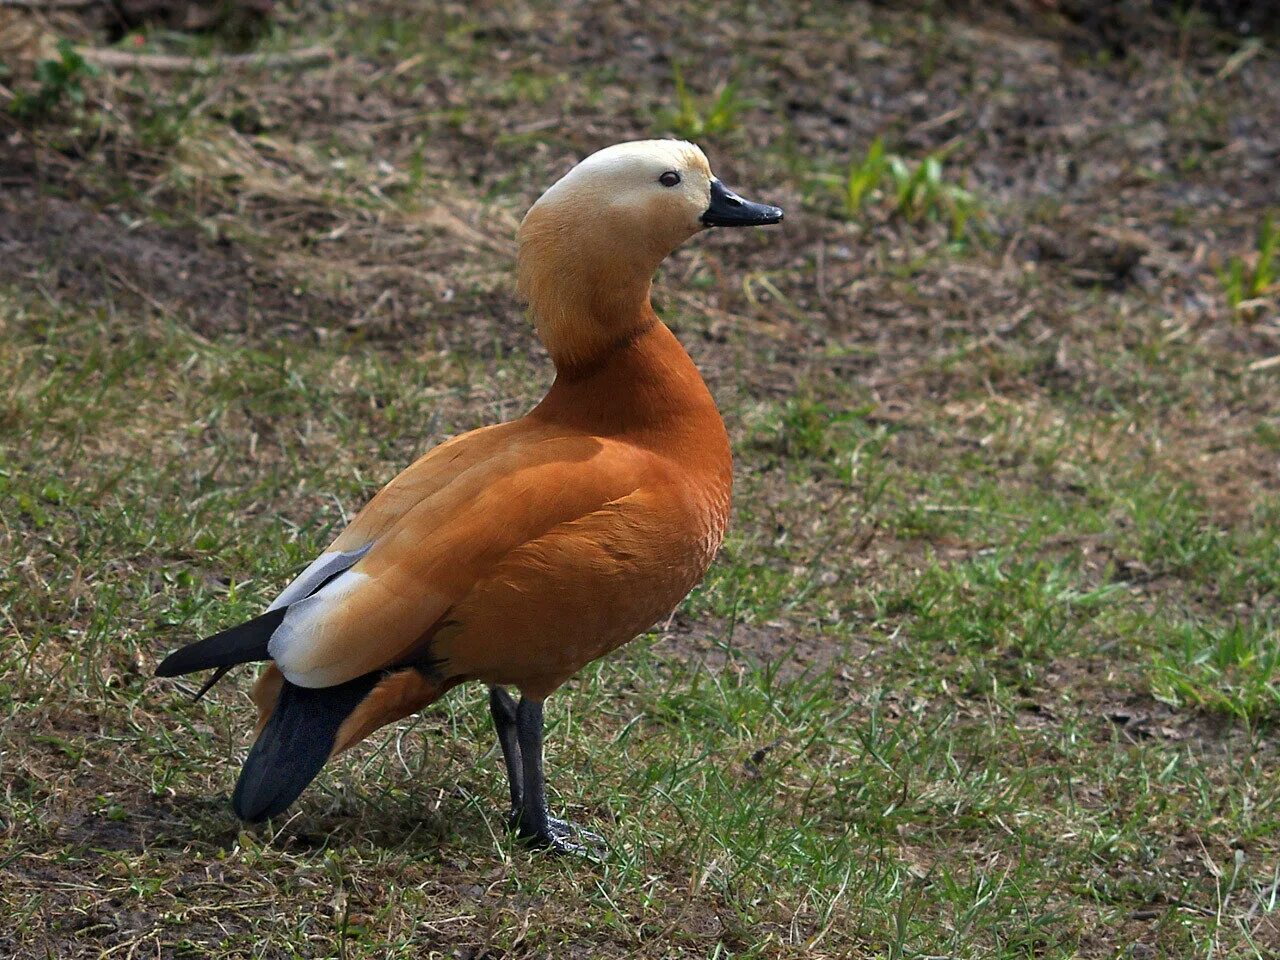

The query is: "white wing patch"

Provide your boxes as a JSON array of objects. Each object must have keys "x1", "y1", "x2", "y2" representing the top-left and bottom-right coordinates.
[
  {"x1": 267, "y1": 545, "x2": 372, "y2": 612},
  {"x1": 268, "y1": 569, "x2": 373, "y2": 688}
]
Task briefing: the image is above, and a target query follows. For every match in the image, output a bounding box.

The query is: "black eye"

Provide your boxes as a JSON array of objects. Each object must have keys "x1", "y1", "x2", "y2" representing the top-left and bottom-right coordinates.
[{"x1": 659, "y1": 171, "x2": 681, "y2": 188}]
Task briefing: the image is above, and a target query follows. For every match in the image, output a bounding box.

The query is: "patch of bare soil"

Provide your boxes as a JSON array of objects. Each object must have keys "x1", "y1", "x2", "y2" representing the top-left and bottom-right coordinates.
[
  {"x1": 660, "y1": 612, "x2": 866, "y2": 685},
  {"x1": 0, "y1": 185, "x2": 540, "y2": 355},
  {"x1": 0, "y1": 190, "x2": 350, "y2": 334}
]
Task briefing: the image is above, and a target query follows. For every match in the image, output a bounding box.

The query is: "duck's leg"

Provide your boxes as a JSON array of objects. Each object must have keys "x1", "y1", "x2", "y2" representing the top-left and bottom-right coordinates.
[
  {"x1": 488, "y1": 686, "x2": 523, "y2": 818},
  {"x1": 514, "y1": 696, "x2": 605, "y2": 855}
]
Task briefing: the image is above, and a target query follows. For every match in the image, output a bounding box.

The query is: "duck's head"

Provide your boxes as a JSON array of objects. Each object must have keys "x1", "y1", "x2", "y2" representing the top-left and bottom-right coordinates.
[{"x1": 518, "y1": 140, "x2": 783, "y2": 368}]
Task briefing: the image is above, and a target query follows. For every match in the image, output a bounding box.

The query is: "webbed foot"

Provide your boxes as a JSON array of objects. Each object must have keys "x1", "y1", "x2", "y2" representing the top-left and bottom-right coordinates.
[{"x1": 518, "y1": 815, "x2": 605, "y2": 856}]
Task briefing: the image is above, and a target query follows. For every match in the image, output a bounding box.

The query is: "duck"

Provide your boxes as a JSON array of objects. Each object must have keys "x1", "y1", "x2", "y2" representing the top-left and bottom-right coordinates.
[{"x1": 155, "y1": 139, "x2": 783, "y2": 852}]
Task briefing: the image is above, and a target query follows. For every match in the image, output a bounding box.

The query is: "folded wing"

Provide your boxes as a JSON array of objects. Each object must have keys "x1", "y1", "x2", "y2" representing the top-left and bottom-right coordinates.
[{"x1": 264, "y1": 434, "x2": 651, "y2": 688}]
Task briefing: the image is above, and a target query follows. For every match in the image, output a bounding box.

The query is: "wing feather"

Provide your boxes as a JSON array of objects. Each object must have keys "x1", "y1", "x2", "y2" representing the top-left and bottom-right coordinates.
[
  {"x1": 267, "y1": 545, "x2": 372, "y2": 612},
  {"x1": 267, "y1": 436, "x2": 654, "y2": 688}
]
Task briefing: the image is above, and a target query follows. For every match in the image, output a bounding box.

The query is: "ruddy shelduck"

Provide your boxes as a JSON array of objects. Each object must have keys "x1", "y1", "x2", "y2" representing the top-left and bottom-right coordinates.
[{"x1": 157, "y1": 139, "x2": 783, "y2": 851}]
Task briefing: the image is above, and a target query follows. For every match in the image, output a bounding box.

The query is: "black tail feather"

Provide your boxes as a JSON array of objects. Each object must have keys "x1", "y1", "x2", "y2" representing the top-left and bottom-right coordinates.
[
  {"x1": 155, "y1": 607, "x2": 287, "y2": 679},
  {"x1": 192, "y1": 665, "x2": 232, "y2": 702},
  {"x1": 232, "y1": 672, "x2": 383, "y2": 823}
]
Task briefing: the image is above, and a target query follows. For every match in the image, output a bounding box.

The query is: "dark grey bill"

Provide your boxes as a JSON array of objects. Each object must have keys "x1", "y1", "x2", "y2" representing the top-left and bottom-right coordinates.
[{"x1": 701, "y1": 179, "x2": 784, "y2": 228}]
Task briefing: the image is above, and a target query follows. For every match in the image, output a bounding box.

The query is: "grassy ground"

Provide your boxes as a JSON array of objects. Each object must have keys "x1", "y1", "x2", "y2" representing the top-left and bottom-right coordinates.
[{"x1": 2, "y1": 1, "x2": 1279, "y2": 957}]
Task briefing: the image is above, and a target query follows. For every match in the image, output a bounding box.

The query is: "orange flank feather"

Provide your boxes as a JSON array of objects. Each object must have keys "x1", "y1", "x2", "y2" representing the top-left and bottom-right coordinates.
[{"x1": 156, "y1": 139, "x2": 782, "y2": 839}]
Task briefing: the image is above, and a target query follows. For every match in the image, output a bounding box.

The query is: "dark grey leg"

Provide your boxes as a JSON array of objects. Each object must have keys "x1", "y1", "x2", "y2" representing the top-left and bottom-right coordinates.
[
  {"x1": 488, "y1": 686, "x2": 522, "y2": 816},
  {"x1": 514, "y1": 697, "x2": 551, "y2": 840},
  {"x1": 513, "y1": 696, "x2": 605, "y2": 855}
]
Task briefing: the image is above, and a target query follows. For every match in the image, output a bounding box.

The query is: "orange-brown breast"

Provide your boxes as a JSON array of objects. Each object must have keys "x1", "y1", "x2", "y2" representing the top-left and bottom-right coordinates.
[{"x1": 425, "y1": 316, "x2": 733, "y2": 699}]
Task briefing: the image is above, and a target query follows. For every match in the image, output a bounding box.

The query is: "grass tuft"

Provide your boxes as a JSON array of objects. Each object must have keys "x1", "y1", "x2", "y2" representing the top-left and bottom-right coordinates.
[
  {"x1": 835, "y1": 138, "x2": 984, "y2": 241},
  {"x1": 8, "y1": 40, "x2": 99, "y2": 120},
  {"x1": 663, "y1": 63, "x2": 744, "y2": 140},
  {"x1": 1150, "y1": 615, "x2": 1280, "y2": 725},
  {"x1": 1218, "y1": 211, "x2": 1278, "y2": 316}
]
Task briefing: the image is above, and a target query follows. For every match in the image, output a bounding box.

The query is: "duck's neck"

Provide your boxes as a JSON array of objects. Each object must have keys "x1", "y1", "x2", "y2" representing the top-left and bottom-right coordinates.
[
  {"x1": 532, "y1": 308, "x2": 729, "y2": 456},
  {"x1": 533, "y1": 287, "x2": 659, "y2": 372},
  {"x1": 517, "y1": 201, "x2": 670, "y2": 369}
]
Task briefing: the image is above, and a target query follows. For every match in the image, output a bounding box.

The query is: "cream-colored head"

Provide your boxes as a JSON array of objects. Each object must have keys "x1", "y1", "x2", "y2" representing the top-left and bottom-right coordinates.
[{"x1": 517, "y1": 140, "x2": 782, "y2": 369}]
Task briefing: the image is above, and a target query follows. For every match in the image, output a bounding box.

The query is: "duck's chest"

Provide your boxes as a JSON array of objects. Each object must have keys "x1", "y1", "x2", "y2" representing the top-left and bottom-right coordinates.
[
  {"x1": 606, "y1": 462, "x2": 732, "y2": 634},
  {"x1": 445, "y1": 466, "x2": 731, "y2": 695},
  {"x1": 686, "y1": 469, "x2": 732, "y2": 576}
]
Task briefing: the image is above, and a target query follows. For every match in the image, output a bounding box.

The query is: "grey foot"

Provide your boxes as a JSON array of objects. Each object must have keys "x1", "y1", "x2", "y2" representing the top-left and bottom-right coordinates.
[{"x1": 514, "y1": 811, "x2": 605, "y2": 856}]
